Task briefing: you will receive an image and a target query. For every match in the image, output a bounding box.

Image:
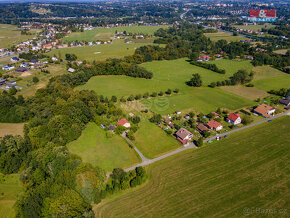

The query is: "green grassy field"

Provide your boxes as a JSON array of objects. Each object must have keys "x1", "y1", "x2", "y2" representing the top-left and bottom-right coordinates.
[
  {"x1": 252, "y1": 66, "x2": 286, "y2": 81},
  {"x1": 234, "y1": 24, "x2": 275, "y2": 31},
  {"x1": 47, "y1": 40, "x2": 153, "y2": 61},
  {"x1": 204, "y1": 31, "x2": 248, "y2": 42},
  {"x1": 210, "y1": 59, "x2": 253, "y2": 75},
  {"x1": 67, "y1": 123, "x2": 140, "y2": 172},
  {"x1": 77, "y1": 58, "x2": 254, "y2": 114},
  {"x1": 253, "y1": 75, "x2": 290, "y2": 91},
  {"x1": 220, "y1": 85, "x2": 268, "y2": 100},
  {"x1": 0, "y1": 173, "x2": 22, "y2": 218},
  {"x1": 94, "y1": 116, "x2": 290, "y2": 217},
  {"x1": 142, "y1": 87, "x2": 254, "y2": 115},
  {"x1": 0, "y1": 24, "x2": 38, "y2": 48},
  {"x1": 63, "y1": 25, "x2": 169, "y2": 42},
  {"x1": 134, "y1": 120, "x2": 181, "y2": 159}
]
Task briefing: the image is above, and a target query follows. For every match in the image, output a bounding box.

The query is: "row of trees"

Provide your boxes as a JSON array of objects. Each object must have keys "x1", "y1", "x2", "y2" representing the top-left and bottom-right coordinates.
[{"x1": 190, "y1": 61, "x2": 226, "y2": 74}]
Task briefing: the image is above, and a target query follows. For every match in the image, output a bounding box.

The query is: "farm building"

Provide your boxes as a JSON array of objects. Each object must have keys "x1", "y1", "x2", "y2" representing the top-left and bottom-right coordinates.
[
  {"x1": 227, "y1": 113, "x2": 241, "y2": 125},
  {"x1": 116, "y1": 119, "x2": 131, "y2": 128},
  {"x1": 175, "y1": 128, "x2": 193, "y2": 144},
  {"x1": 253, "y1": 104, "x2": 275, "y2": 118},
  {"x1": 206, "y1": 120, "x2": 223, "y2": 131}
]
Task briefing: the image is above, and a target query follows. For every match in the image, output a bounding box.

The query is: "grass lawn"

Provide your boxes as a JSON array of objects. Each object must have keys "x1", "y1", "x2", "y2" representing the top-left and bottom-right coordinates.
[
  {"x1": 77, "y1": 58, "x2": 254, "y2": 114},
  {"x1": 94, "y1": 116, "x2": 290, "y2": 217},
  {"x1": 67, "y1": 123, "x2": 140, "y2": 172},
  {"x1": 142, "y1": 87, "x2": 254, "y2": 115},
  {"x1": 220, "y1": 85, "x2": 268, "y2": 100},
  {"x1": 233, "y1": 24, "x2": 275, "y2": 31},
  {"x1": 0, "y1": 123, "x2": 24, "y2": 138},
  {"x1": 210, "y1": 59, "x2": 253, "y2": 75},
  {"x1": 252, "y1": 66, "x2": 286, "y2": 81},
  {"x1": 0, "y1": 24, "x2": 38, "y2": 48},
  {"x1": 47, "y1": 40, "x2": 154, "y2": 62},
  {"x1": 0, "y1": 173, "x2": 22, "y2": 218},
  {"x1": 134, "y1": 119, "x2": 181, "y2": 159},
  {"x1": 63, "y1": 25, "x2": 169, "y2": 42},
  {"x1": 204, "y1": 31, "x2": 247, "y2": 42},
  {"x1": 252, "y1": 75, "x2": 290, "y2": 91}
]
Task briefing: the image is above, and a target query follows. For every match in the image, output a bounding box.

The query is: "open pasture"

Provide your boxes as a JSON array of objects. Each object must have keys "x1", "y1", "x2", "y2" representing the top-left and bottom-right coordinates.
[
  {"x1": 234, "y1": 24, "x2": 275, "y2": 31},
  {"x1": 0, "y1": 24, "x2": 37, "y2": 48},
  {"x1": 94, "y1": 116, "x2": 290, "y2": 217},
  {"x1": 0, "y1": 173, "x2": 22, "y2": 218},
  {"x1": 252, "y1": 74, "x2": 290, "y2": 91},
  {"x1": 47, "y1": 40, "x2": 153, "y2": 61},
  {"x1": 67, "y1": 123, "x2": 140, "y2": 172},
  {"x1": 204, "y1": 31, "x2": 247, "y2": 42},
  {"x1": 63, "y1": 25, "x2": 169, "y2": 42},
  {"x1": 134, "y1": 119, "x2": 181, "y2": 159},
  {"x1": 252, "y1": 66, "x2": 286, "y2": 81},
  {"x1": 77, "y1": 58, "x2": 254, "y2": 114},
  {"x1": 220, "y1": 85, "x2": 268, "y2": 100}
]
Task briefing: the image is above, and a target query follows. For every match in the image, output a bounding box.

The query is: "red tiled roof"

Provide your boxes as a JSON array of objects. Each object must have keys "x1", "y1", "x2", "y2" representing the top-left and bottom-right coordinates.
[
  {"x1": 177, "y1": 137, "x2": 188, "y2": 144},
  {"x1": 175, "y1": 128, "x2": 193, "y2": 140},
  {"x1": 116, "y1": 118, "x2": 130, "y2": 126},
  {"x1": 228, "y1": 113, "x2": 240, "y2": 122},
  {"x1": 254, "y1": 104, "x2": 275, "y2": 118},
  {"x1": 211, "y1": 112, "x2": 219, "y2": 117},
  {"x1": 206, "y1": 120, "x2": 222, "y2": 129}
]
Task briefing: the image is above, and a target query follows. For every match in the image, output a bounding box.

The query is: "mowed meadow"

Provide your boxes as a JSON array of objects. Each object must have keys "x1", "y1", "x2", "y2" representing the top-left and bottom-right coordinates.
[
  {"x1": 63, "y1": 25, "x2": 169, "y2": 42},
  {"x1": 67, "y1": 123, "x2": 140, "y2": 172},
  {"x1": 47, "y1": 40, "x2": 154, "y2": 62},
  {"x1": 0, "y1": 24, "x2": 38, "y2": 48},
  {"x1": 77, "y1": 58, "x2": 254, "y2": 114},
  {"x1": 94, "y1": 116, "x2": 290, "y2": 217}
]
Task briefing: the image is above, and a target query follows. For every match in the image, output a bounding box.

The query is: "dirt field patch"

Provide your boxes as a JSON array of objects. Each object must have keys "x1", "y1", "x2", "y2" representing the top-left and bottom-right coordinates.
[
  {"x1": 220, "y1": 85, "x2": 268, "y2": 100},
  {"x1": 0, "y1": 123, "x2": 24, "y2": 138}
]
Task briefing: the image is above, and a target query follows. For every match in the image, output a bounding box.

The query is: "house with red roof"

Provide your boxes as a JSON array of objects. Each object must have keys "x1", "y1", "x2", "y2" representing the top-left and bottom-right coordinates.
[
  {"x1": 206, "y1": 120, "x2": 223, "y2": 131},
  {"x1": 116, "y1": 119, "x2": 131, "y2": 128},
  {"x1": 198, "y1": 55, "x2": 210, "y2": 61},
  {"x1": 211, "y1": 112, "x2": 219, "y2": 118},
  {"x1": 253, "y1": 104, "x2": 275, "y2": 118},
  {"x1": 227, "y1": 113, "x2": 241, "y2": 125},
  {"x1": 175, "y1": 128, "x2": 193, "y2": 144}
]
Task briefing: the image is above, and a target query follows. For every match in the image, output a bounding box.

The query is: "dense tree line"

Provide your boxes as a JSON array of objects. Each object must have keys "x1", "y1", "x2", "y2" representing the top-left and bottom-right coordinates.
[{"x1": 190, "y1": 61, "x2": 226, "y2": 74}]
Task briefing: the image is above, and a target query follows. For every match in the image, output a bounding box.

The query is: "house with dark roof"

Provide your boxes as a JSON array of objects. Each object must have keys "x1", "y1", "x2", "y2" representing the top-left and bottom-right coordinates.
[
  {"x1": 15, "y1": 67, "x2": 28, "y2": 73},
  {"x1": 116, "y1": 119, "x2": 130, "y2": 128},
  {"x1": 279, "y1": 99, "x2": 290, "y2": 107},
  {"x1": 197, "y1": 123, "x2": 209, "y2": 133},
  {"x1": 10, "y1": 57, "x2": 19, "y2": 62},
  {"x1": 253, "y1": 104, "x2": 275, "y2": 118},
  {"x1": 0, "y1": 78, "x2": 6, "y2": 86},
  {"x1": 206, "y1": 120, "x2": 223, "y2": 131},
  {"x1": 108, "y1": 125, "x2": 116, "y2": 131},
  {"x1": 175, "y1": 128, "x2": 193, "y2": 144},
  {"x1": 227, "y1": 113, "x2": 241, "y2": 125}
]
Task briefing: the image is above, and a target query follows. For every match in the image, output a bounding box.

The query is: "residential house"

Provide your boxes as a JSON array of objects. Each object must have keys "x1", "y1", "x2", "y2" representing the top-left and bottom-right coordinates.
[
  {"x1": 227, "y1": 113, "x2": 241, "y2": 125},
  {"x1": 279, "y1": 99, "x2": 290, "y2": 107},
  {"x1": 68, "y1": 68, "x2": 75, "y2": 73},
  {"x1": 206, "y1": 120, "x2": 223, "y2": 131},
  {"x1": 52, "y1": 57, "x2": 58, "y2": 62},
  {"x1": 211, "y1": 112, "x2": 219, "y2": 118},
  {"x1": 164, "y1": 120, "x2": 174, "y2": 128},
  {"x1": 197, "y1": 123, "x2": 209, "y2": 133},
  {"x1": 29, "y1": 59, "x2": 38, "y2": 65},
  {"x1": 108, "y1": 125, "x2": 116, "y2": 131},
  {"x1": 116, "y1": 119, "x2": 131, "y2": 128},
  {"x1": 15, "y1": 67, "x2": 28, "y2": 73},
  {"x1": 0, "y1": 78, "x2": 6, "y2": 86},
  {"x1": 176, "y1": 111, "x2": 181, "y2": 115},
  {"x1": 20, "y1": 63, "x2": 30, "y2": 68},
  {"x1": 198, "y1": 55, "x2": 210, "y2": 61},
  {"x1": 253, "y1": 104, "x2": 275, "y2": 118},
  {"x1": 10, "y1": 57, "x2": 19, "y2": 62},
  {"x1": 2, "y1": 65, "x2": 15, "y2": 71},
  {"x1": 175, "y1": 128, "x2": 193, "y2": 144}
]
